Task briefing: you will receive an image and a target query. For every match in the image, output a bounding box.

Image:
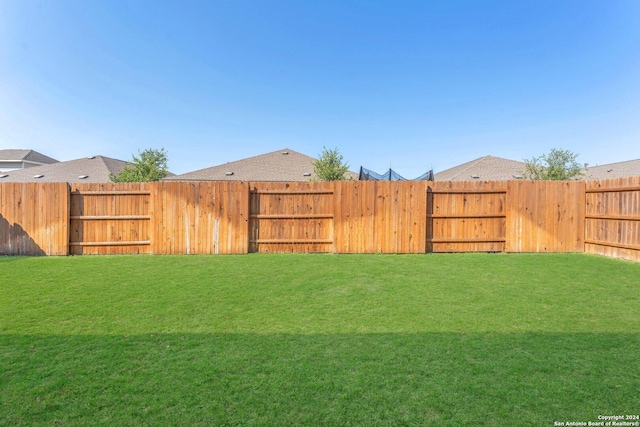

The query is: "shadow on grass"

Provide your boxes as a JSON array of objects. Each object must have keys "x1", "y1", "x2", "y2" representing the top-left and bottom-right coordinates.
[{"x1": 1, "y1": 333, "x2": 639, "y2": 426}]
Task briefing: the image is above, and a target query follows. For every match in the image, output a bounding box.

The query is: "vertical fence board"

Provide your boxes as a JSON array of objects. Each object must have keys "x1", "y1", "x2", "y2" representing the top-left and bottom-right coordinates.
[
  {"x1": 0, "y1": 182, "x2": 69, "y2": 255},
  {"x1": 249, "y1": 181, "x2": 333, "y2": 253},
  {"x1": 333, "y1": 181, "x2": 427, "y2": 253},
  {"x1": 69, "y1": 183, "x2": 150, "y2": 255},
  {"x1": 427, "y1": 181, "x2": 506, "y2": 252},
  {"x1": 506, "y1": 181, "x2": 584, "y2": 253},
  {"x1": 3, "y1": 178, "x2": 639, "y2": 260},
  {"x1": 151, "y1": 181, "x2": 249, "y2": 254},
  {"x1": 584, "y1": 176, "x2": 640, "y2": 261}
]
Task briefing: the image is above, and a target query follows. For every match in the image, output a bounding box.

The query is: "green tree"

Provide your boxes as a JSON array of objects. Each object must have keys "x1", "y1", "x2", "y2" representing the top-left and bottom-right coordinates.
[
  {"x1": 110, "y1": 148, "x2": 169, "y2": 182},
  {"x1": 523, "y1": 148, "x2": 583, "y2": 180},
  {"x1": 313, "y1": 147, "x2": 350, "y2": 181}
]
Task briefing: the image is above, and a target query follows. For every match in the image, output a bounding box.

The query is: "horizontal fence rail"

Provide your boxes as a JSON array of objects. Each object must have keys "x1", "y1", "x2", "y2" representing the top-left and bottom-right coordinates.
[
  {"x1": 1, "y1": 177, "x2": 639, "y2": 261},
  {"x1": 427, "y1": 181, "x2": 506, "y2": 252},
  {"x1": 69, "y1": 183, "x2": 151, "y2": 255},
  {"x1": 249, "y1": 182, "x2": 334, "y2": 253},
  {"x1": 584, "y1": 176, "x2": 640, "y2": 261}
]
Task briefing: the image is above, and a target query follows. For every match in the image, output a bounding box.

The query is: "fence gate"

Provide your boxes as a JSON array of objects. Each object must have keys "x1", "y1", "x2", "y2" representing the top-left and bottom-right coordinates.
[
  {"x1": 249, "y1": 182, "x2": 334, "y2": 253},
  {"x1": 69, "y1": 183, "x2": 151, "y2": 255}
]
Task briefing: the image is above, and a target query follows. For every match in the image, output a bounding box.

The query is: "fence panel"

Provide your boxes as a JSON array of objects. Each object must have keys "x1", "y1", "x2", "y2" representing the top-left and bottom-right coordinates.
[
  {"x1": 0, "y1": 182, "x2": 69, "y2": 255},
  {"x1": 3, "y1": 178, "x2": 640, "y2": 260},
  {"x1": 506, "y1": 180, "x2": 585, "y2": 252},
  {"x1": 333, "y1": 181, "x2": 427, "y2": 253},
  {"x1": 151, "y1": 181, "x2": 249, "y2": 254},
  {"x1": 584, "y1": 176, "x2": 640, "y2": 261},
  {"x1": 427, "y1": 181, "x2": 506, "y2": 252},
  {"x1": 249, "y1": 182, "x2": 334, "y2": 253},
  {"x1": 69, "y1": 183, "x2": 151, "y2": 255}
]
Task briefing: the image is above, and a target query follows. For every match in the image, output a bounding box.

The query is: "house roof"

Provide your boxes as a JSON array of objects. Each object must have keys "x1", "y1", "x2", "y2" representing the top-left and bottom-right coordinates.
[
  {"x1": 435, "y1": 155, "x2": 527, "y2": 181},
  {"x1": 165, "y1": 148, "x2": 330, "y2": 181},
  {"x1": 0, "y1": 149, "x2": 59, "y2": 165},
  {"x1": 0, "y1": 155, "x2": 129, "y2": 183},
  {"x1": 581, "y1": 159, "x2": 640, "y2": 180}
]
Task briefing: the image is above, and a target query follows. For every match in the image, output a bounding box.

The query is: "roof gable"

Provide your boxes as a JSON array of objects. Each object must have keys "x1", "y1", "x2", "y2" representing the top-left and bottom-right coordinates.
[
  {"x1": 582, "y1": 159, "x2": 640, "y2": 180},
  {"x1": 0, "y1": 155, "x2": 128, "y2": 183},
  {"x1": 166, "y1": 148, "x2": 320, "y2": 181},
  {"x1": 435, "y1": 155, "x2": 527, "y2": 181},
  {"x1": 0, "y1": 149, "x2": 59, "y2": 165}
]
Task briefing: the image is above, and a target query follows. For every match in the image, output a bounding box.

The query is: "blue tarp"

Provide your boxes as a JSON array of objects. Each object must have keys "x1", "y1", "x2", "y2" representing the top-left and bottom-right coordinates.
[{"x1": 359, "y1": 167, "x2": 434, "y2": 181}]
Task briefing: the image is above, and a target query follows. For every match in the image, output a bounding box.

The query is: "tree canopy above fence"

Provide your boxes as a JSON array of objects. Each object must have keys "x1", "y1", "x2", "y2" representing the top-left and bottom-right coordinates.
[{"x1": 110, "y1": 148, "x2": 169, "y2": 182}]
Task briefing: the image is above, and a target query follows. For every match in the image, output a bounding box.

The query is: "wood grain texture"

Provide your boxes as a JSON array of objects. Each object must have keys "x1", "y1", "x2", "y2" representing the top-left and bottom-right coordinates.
[
  {"x1": 2, "y1": 178, "x2": 639, "y2": 260},
  {"x1": 333, "y1": 181, "x2": 427, "y2": 253},
  {"x1": 249, "y1": 182, "x2": 333, "y2": 253},
  {"x1": 0, "y1": 182, "x2": 69, "y2": 255},
  {"x1": 151, "y1": 181, "x2": 249, "y2": 254},
  {"x1": 584, "y1": 176, "x2": 640, "y2": 261},
  {"x1": 506, "y1": 180, "x2": 585, "y2": 253},
  {"x1": 427, "y1": 181, "x2": 506, "y2": 252},
  {"x1": 69, "y1": 183, "x2": 150, "y2": 255}
]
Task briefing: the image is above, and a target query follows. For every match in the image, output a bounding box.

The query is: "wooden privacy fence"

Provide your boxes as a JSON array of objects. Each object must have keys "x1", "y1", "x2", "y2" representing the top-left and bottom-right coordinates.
[
  {"x1": 1, "y1": 178, "x2": 639, "y2": 261},
  {"x1": 584, "y1": 176, "x2": 640, "y2": 261},
  {"x1": 151, "y1": 181, "x2": 249, "y2": 255},
  {"x1": 506, "y1": 180, "x2": 585, "y2": 253},
  {"x1": 427, "y1": 181, "x2": 506, "y2": 253},
  {"x1": 0, "y1": 182, "x2": 69, "y2": 255},
  {"x1": 69, "y1": 183, "x2": 151, "y2": 255},
  {"x1": 249, "y1": 182, "x2": 334, "y2": 253}
]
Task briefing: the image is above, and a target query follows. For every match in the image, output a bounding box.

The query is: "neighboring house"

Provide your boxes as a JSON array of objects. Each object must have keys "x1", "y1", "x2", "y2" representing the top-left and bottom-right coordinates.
[
  {"x1": 435, "y1": 155, "x2": 527, "y2": 181},
  {"x1": 0, "y1": 149, "x2": 59, "y2": 172},
  {"x1": 0, "y1": 155, "x2": 129, "y2": 183},
  {"x1": 435, "y1": 155, "x2": 640, "y2": 181},
  {"x1": 581, "y1": 159, "x2": 640, "y2": 180},
  {"x1": 165, "y1": 148, "x2": 357, "y2": 182}
]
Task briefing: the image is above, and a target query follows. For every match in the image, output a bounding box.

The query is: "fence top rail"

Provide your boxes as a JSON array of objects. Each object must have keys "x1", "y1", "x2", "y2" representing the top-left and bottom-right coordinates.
[
  {"x1": 69, "y1": 240, "x2": 151, "y2": 247},
  {"x1": 427, "y1": 237, "x2": 506, "y2": 243},
  {"x1": 584, "y1": 214, "x2": 640, "y2": 221},
  {"x1": 428, "y1": 188, "x2": 507, "y2": 194},
  {"x1": 70, "y1": 215, "x2": 152, "y2": 220},
  {"x1": 249, "y1": 239, "x2": 334, "y2": 244},
  {"x1": 70, "y1": 190, "x2": 151, "y2": 196},
  {"x1": 250, "y1": 190, "x2": 334, "y2": 195},
  {"x1": 250, "y1": 214, "x2": 334, "y2": 219},
  {"x1": 585, "y1": 185, "x2": 640, "y2": 193},
  {"x1": 427, "y1": 213, "x2": 506, "y2": 218}
]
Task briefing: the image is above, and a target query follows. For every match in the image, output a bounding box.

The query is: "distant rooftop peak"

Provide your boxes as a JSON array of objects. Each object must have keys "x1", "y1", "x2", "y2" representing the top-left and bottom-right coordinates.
[{"x1": 0, "y1": 149, "x2": 59, "y2": 164}]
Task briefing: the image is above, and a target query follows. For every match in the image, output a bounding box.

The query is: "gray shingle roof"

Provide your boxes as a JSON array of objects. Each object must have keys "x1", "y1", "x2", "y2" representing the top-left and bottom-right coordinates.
[
  {"x1": 0, "y1": 156, "x2": 128, "y2": 183},
  {"x1": 435, "y1": 155, "x2": 527, "y2": 181},
  {"x1": 581, "y1": 159, "x2": 640, "y2": 180},
  {"x1": 165, "y1": 148, "x2": 325, "y2": 181},
  {"x1": 0, "y1": 149, "x2": 59, "y2": 165}
]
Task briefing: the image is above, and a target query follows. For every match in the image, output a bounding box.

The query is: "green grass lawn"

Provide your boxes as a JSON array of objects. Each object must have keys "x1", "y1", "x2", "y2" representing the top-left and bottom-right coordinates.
[{"x1": 1, "y1": 253, "x2": 639, "y2": 426}]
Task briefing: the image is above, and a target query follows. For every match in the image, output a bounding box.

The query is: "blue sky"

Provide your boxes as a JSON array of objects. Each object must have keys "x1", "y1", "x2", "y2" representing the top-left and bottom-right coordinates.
[{"x1": 1, "y1": 0, "x2": 639, "y2": 176}]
